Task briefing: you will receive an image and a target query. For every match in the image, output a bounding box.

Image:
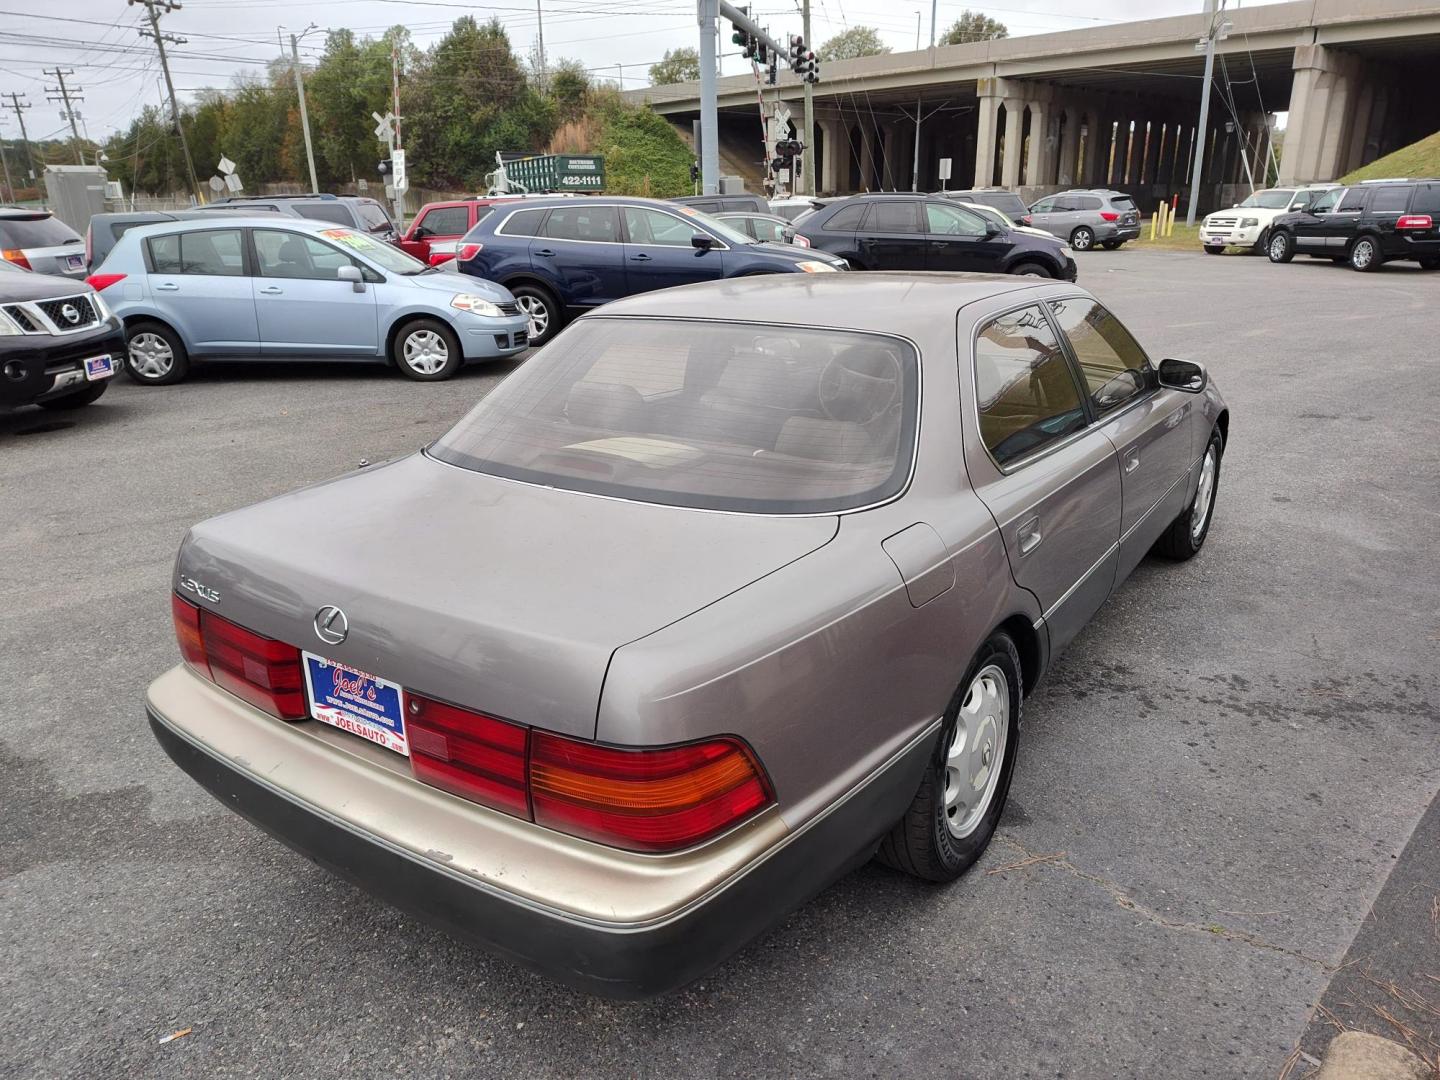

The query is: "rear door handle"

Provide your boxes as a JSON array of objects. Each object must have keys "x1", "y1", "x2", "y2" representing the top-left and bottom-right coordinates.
[
  {"x1": 630, "y1": 253, "x2": 652, "y2": 262},
  {"x1": 533, "y1": 248, "x2": 556, "y2": 257},
  {"x1": 1017, "y1": 516, "x2": 1043, "y2": 555},
  {"x1": 259, "y1": 286, "x2": 283, "y2": 295},
  {"x1": 155, "y1": 282, "x2": 179, "y2": 291},
  {"x1": 1124, "y1": 447, "x2": 1141, "y2": 473}
]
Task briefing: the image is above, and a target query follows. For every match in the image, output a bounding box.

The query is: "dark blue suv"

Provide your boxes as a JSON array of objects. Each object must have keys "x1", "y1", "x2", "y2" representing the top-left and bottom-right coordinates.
[{"x1": 454, "y1": 196, "x2": 846, "y2": 345}]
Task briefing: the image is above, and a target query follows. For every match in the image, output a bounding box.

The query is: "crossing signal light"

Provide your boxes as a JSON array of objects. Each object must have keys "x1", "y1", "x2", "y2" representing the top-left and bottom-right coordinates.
[
  {"x1": 803, "y1": 52, "x2": 820, "y2": 83},
  {"x1": 775, "y1": 139, "x2": 803, "y2": 159}
]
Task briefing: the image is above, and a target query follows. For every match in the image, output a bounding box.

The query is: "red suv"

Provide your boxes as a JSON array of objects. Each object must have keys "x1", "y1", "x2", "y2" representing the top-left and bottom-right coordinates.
[{"x1": 399, "y1": 198, "x2": 524, "y2": 265}]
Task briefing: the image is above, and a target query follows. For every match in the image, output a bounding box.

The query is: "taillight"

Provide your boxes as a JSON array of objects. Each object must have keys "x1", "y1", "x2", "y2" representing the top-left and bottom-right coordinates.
[
  {"x1": 1099, "y1": 211, "x2": 1119, "y2": 222},
  {"x1": 1020, "y1": 214, "x2": 1032, "y2": 226},
  {"x1": 2, "y1": 249, "x2": 31, "y2": 270},
  {"x1": 457, "y1": 242, "x2": 482, "y2": 261},
  {"x1": 86, "y1": 273, "x2": 126, "y2": 291},
  {"x1": 407, "y1": 694, "x2": 529, "y2": 816},
  {"x1": 84, "y1": 225, "x2": 92, "y2": 268},
  {"x1": 790, "y1": 233, "x2": 810, "y2": 247},
  {"x1": 172, "y1": 593, "x2": 305, "y2": 719},
  {"x1": 530, "y1": 733, "x2": 773, "y2": 852},
  {"x1": 1396, "y1": 214, "x2": 1433, "y2": 230}
]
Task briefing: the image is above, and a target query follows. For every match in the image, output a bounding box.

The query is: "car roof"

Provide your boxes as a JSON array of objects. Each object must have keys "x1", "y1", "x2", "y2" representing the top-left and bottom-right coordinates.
[
  {"x1": 117, "y1": 216, "x2": 359, "y2": 239},
  {"x1": 596, "y1": 272, "x2": 1070, "y2": 332},
  {"x1": 0, "y1": 207, "x2": 53, "y2": 219}
]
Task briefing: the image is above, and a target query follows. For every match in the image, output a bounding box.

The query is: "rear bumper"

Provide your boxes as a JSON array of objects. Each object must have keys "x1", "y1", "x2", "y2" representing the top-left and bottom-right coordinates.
[
  {"x1": 146, "y1": 666, "x2": 934, "y2": 998},
  {"x1": 1099, "y1": 222, "x2": 1141, "y2": 242}
]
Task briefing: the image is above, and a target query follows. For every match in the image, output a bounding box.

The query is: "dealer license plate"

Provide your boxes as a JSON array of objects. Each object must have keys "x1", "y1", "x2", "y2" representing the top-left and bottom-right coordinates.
[
  {"x1": 84, "y1": 354, "x2": 114, "y2": 381},
  {"x1": 302, "y1": 653, "x2": 408, "y2": 755},
  {"x1": 65, "y1": 254, "x2": 84, "y2": 271}
]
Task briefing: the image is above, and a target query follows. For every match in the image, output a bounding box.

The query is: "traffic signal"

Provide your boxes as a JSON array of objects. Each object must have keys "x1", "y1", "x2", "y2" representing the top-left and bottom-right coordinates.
[
  {"x1": 377, "y1": 159, "x2": 392, "y2": 177},
  {"x1": 788, "y1": 34, "x2": 806, "y2": 73},
  {"x1": 803, "y1": 52, "x2": 820, "y2": 83},
  {"x1": 689, "y1": 161, "x2": 699, "y2": 183}
]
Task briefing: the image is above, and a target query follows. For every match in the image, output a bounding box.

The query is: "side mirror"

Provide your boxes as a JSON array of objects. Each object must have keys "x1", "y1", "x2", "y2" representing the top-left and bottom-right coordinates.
[
  {"x1": 411, "y1": 225, "x2": 429, "y2": 239},
  {"x1": 983, "y1": 221, "x2": 1002, "y2": 238},
  {"x1": 1157, "y1": 357, "x2": 1207, "y2": 393},
  {"x1": 691, "y1": 233, "x2": 716, "y2": 251},
  {"x1": 337, "y1": 265, "x2": 365, "y2": 293}
]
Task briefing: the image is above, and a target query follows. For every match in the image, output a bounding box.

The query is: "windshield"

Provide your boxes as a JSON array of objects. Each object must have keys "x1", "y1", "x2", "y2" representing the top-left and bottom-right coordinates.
[
  {"x1": 964, "y1": 204, "x2": 1010, "y2": 229},
  {"x1": 430, "y1": 318, "x2": 919, "y2": 514},
  {"x1": 670, "y1": 205, "x2": 757, "y2": 246},
  {"x1": 316, "y1": 228, "x2": 427, "y2": 274},
  {"x1": 1238, "y1": 189, "x2": 1296, "y2": 209}
]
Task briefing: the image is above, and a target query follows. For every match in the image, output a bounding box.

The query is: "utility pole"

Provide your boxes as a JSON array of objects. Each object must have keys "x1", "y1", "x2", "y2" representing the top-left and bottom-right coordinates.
[
  {"x1": 132, "y1": 0, "x2": 201, "y2": 204},
  {"x1": 910, "y1": 0, "x2": 936, "y2": 191},
  {"x1": 1185, "y1": 0, "x2": 1227, "y2": 226},
  {"x1": 284, "y1": 29, "x2": 319, "y2": 192},
  {"x1": 698, "y1": 0, "x2": 720, "y2": 194},
  {"x1": 534, "y1": 0, "x2": 547, "y2": 90},
  {"x1": 42, "y1": 69, "x2": 84, "y2": 165},
  {"x1": 3, "y1": 93, "x2": 37, "y2": 191},
  {"x1": 801, "y1": 0, "x2": 815, "y2": 195}
]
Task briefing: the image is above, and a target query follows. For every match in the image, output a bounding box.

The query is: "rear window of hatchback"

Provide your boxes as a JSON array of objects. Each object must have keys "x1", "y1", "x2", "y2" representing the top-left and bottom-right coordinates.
[
  {"x1": 430, "y1": 318, "x2": 919, "y2": 514},
  {"x1": 0, "y1": 215, "x2": 80, "y2": 248}
]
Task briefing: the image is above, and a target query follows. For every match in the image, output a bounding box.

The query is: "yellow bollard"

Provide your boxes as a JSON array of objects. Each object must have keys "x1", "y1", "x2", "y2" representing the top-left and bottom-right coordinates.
[
  {"x1": 1151, "y1": 208, "x2": 1158, "y2": 241},
  {"x1": 1166, "y1": 200, "x2": 1176, "y2": 237}
]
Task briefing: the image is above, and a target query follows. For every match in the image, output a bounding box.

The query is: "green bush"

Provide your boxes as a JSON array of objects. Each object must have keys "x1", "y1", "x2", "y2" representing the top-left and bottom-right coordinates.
[{"x1": 592, "y1": 92, "x2": 692, "y2": 198}]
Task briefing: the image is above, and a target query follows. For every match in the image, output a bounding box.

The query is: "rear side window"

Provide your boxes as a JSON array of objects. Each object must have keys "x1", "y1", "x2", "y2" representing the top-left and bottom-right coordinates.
[
  {"x1": 974, "y1": 305, "x2": 1086, "y2": 467},
  {"x1": 1076, "y1": 196, "x2": 1103, "y2": 211},
  {"x1": 1337, "y1": 189, "x2": 1368, "y2": 212},
  {"x1": 1048, "y1": 297, "x2": 1150, "y2": 415},
  {"x1": 501, "y1": 209, "x2": 548, "y2": 237},
  {"x1": 824, "y1": 204, "x2": 868, "y2": 231},
  {"x1": 1412, "y1": 184, "x2": 1440, "y2": 215},
  {"x1": 417, "y1": 206, "x2": 470, "y2": 236},
  {"x1": 354, "y1": 201, "x2": 395, "y2": 234},
  {"x1": 541, "y1": 205, "x2": 620, "y2": 243},
  {"x1": 147, "y1": 230, "x2": 245, "y2": 276},
  {"x1": 869, "y1": 202, "x2": 921, "y2": 233},
  {"x1": 430, "y1": 318, "x2": 919, "y2": 514},
  {"x1": 0, "y1": 215, "x2": 80, "y2": 248},
  {"x1": 1369, "y1": 186, "x2": 1414, "y2": 213},
  {"x1": 295, "y1": 202, "x2": 352, "y2": 226}
]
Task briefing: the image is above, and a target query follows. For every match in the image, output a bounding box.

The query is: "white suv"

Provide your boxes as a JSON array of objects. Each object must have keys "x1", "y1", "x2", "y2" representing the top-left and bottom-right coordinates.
[{"x1": 1200, "y1": 185, "x2": 1339, "y2": 254}]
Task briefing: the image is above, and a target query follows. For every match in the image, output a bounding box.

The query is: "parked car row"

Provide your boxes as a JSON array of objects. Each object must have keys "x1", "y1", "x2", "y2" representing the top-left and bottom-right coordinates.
[{"x1": 1264, "y1": 178, "x2": 1440, "y2": 272}]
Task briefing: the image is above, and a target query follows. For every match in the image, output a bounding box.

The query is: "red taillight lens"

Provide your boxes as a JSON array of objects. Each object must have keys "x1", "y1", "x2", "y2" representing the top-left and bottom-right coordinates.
[
  {"x1": 529, "y1": 733, "x2": 773, "y2": 853},
  {"x1": 1397, "y1": 214, "x2": 1433, "y2": 230},
  {"x1": 790, "y1": 233, "x2": 810, "y2": 247},
  {"x1": 407, "y1": 694, "x2": 530, "y2": 816},
  {"x1": 172, "y1": 593, "x2": 305, "y2": 719},
  {"x1": 1099, "y1": 211, "x2": 1119, "y2": 222},
  {"x1": 1020, "y1": 214, "x2": 1032, "y2": 225},
  {"x1": 85, "y1": 225, "x2": 92, "y2": 268},
  {"x1": 172, "y1": 594, "x2": 208, "y2": 675},
  {"x1": 2, "y1": 249, "x2": 31, "y2": 270},
  {"x1": 457, "y1": 242, "x2": 482, "y2": 261},
  {"x1": 86, "y1": 272, "x2": 126, "y2": 291}
]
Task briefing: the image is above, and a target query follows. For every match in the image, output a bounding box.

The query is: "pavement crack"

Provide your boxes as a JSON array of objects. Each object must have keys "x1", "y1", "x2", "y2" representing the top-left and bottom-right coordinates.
[{"x1": 993, "y1": 835, "x2": 1333, "y2": 969}]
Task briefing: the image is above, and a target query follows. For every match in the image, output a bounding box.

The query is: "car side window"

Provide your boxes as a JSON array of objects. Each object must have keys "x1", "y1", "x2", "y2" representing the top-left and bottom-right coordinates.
[
  {"x1": 1047, "y1": 298, "x2": 1151, "y2": 415},
  {"x1": 1412, "y1": 184, "x2": 1440, "y2": 215},
  {"x1": 501, "y1": 208, "x2": 547, "y2": 237},
  {"x1": 869, "y1": 201, "x2": 921, "y2": 233},
  {"x1": 1030, "y1": 197, "x2": 1056, "y2": 213},
  {"x1": 823, "y1": 204, "x2": 867, "y2": 231},
  {"x1": 623, "y1": 207, "x2": 705, "y2": 247},
  {"x1": 253, "y1": 229, "x2": 357, "y2": 281},
  {"x1": 753, "y1": 218, "x2": 786, "y2": 241},
  {"x1": 417, "y1": 206, "x2": 470, "y2": 236},
  {"x1": 974, "y1": 304, "x2": 1087, "y2": 467},
  {"x1": 925, "y1": 202, "x2": 985, "y2": 235},
  {"x1": 1310, "y1": 189, "x2": 1345, "y2": 213},
  {"x1": 147, "y1": 229, "x2": 245, "y2": 276},
  {"x1": 1369, "y1": 186, "x2": 1413, "y2": 213},
  {"x1": 1077, "y1": 196, "x2": 1103, "y2": 211},
  {"x1": 541, "y1": 205, "x2": 620, "y2": 243},
  {"x1": 354, "y1": 202, "x2": 395, "y2": 234},
  {"x1": 1337, "y1": 188, "x2": 1368, "y2": 212}
]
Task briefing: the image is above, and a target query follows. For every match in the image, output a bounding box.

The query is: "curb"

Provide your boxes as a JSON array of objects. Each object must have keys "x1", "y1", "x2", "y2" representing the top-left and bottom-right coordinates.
[{"x1": 1316, "y1": 1032, "x2": 1431, "y2": 1080}]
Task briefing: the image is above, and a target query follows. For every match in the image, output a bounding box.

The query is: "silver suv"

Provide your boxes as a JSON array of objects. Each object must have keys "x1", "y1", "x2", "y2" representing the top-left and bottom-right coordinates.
[
  {"x1": 0, "y1": 208, "x2": 87, "y2": 277},
  {"x1": 1027, "y1": 189, "x2": 1141, "y2": 251}
]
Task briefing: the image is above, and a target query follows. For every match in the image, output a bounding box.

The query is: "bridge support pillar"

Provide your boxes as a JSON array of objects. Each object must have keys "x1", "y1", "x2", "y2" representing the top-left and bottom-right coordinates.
[
  {"x1": 1057, "y1": 107, "x2": 1081, "y2": 186},
  {"x1": 974, "y1": 77, "x2": 1010, "y2": 188},
  {"x1": 1000, "y1": 97, "x2": 1025, "y2": 188},
  {"x1": 818, "y1": 117, "x2": 841, "y2": 194},
  {"x1": 1025, "y1": 101, "x2": 1049, "y2": 186},
  {"x1": 1279, "y1": 43, "x2": 1363, "y2": 185}
]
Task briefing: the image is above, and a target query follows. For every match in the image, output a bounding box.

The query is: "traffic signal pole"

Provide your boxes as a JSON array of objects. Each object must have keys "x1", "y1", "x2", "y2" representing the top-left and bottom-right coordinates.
[
  {"x1": 698, "y1": 0, "x2": 720, "y2": 195},
  {"x1": 801, "y1": 0, "x2": 814, "y2": 194}
]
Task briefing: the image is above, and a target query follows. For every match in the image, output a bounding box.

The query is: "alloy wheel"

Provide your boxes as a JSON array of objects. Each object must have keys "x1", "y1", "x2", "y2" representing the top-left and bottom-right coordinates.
[
  {"x1": 943, "y1": 665, "x2": 1010, "y2": 839},
  {"x1": 516, "y1": 295, "x2": 550, "y2": 339},
  {"x1": 128, "y1": 332, "x2": 174, "y2": 379},
  {"x1": 1191, "y1": 445, "x2": 1217, "y2": 542},
  {"x1": 1072, "y1": 228, "x2": 1093, "y2": 251},
  {"x1": 1352, "y1": 240, "x2": 1374, "y2": 269},
  {"x1": 402, "y1": 329, "x2": 449, "y2": 375},
  {"x1": 1269, "y1": 235, "x2": 1287, "y2": 261}
]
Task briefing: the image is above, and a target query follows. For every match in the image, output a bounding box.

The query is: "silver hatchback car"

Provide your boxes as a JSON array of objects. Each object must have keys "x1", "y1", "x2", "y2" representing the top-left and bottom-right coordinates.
[
  {"x1": 90, "y1": 217, "x2": 529, "y2": 383},
  {"x1": 147, "y1": 273, "x2": 1228, "y2": 997}
]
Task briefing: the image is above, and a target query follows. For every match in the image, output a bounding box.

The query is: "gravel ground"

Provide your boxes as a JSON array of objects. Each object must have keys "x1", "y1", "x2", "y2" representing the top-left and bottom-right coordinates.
[{"x1": 2, "y1": 249, "x2": 1437, "y2": 1079}]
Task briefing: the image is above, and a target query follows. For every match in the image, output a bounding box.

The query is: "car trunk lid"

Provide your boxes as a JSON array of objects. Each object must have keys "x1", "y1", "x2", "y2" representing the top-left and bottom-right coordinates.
[{"x1": 178, "y1": 452, "x2": 837, "y2": 739}]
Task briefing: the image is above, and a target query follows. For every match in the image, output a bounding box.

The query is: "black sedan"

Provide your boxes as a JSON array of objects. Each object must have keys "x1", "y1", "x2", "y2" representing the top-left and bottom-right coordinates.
[
  {"x1": 0, "y1": 262, "x2": 123, "y2": 412},
  {"x1": 788, "y1": 193, "x2": 1076, "y2": 279}
]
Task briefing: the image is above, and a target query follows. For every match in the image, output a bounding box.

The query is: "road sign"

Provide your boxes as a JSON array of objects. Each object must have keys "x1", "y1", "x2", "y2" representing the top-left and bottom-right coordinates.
[
  {"x1": 390, "y1": 148, "x2": 407, "y2": 192},
  {"x1": 938, "y1": 157, "x2": 952, "y2": 181},
  {"x1": 373, "y1": 111, "x2": 395, "y2": 145},
  {"x1": 224, "y1": 172, "x2": 242, "y2": 192},
  {"x1": 208, "y1": 175, "x2": 224, "y2": 193},
  {"x1": 218, "y1": 156, "x2": 235, "y2": 176}
]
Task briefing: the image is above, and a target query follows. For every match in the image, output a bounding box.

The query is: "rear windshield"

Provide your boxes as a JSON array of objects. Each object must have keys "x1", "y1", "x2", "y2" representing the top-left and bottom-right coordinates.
[
  {"x1": 1109, "y1": 196, "x2": 1137, "y2": 211},
  {"x1": 973, "y1": 193, "x2": 1028, "y2": 218},
  {"x1": 430, "y1": 318, "x2": 919, "y2": 514},
  {"x1": 0, "y1": 216, "x2": 81, "y2": 248},
  {"x1": 355, "y1": 201, "x2": 395, "y2": 234}
]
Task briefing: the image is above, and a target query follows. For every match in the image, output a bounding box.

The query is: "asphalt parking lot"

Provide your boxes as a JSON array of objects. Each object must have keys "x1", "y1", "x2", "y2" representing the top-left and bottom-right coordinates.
[{"x1": 3, "y1": 250, "x2": 1437, "y2": 1079}]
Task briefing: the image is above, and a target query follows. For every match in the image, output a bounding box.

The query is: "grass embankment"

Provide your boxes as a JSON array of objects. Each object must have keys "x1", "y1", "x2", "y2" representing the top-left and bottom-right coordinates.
[
  {"x1": 1129, "y1": 220, "x2": 1203, "y2": 252},
  {"x1": 547, "y1": 90, "x2": 693, "y2": 198},
  {"x1": 1341, "y1": 130, "x2": 1440, "y2": 184}
]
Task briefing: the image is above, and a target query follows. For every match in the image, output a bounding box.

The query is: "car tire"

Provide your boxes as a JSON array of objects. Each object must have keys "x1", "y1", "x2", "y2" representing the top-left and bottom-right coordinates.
[
  {"x1": 1420, "y1": 257, "x2": 1440, "y2": 270},
  {"x1": 1154, "y1": 427, "x2": 1223, "y2": 561},
  {"x1": 392, "y1": 318, "x2": 462, "y2": 381},
  {"x1": 1100, "y1": 240, "x2": 1122, "y2": 250},
  {"x1": 1266, "y1": 231, "x2": 1294, "y2": 263},
  {"x1": 1203, "y1": 244, "x2": 1226, "y2": 255},
  {"x1": 844, "y1": 257, "x2": 867, "y2": 271},
  {"x1": 1069, "y1": 226, "x2": 1095, "y2": 251},
  {"x1": 1349, "y1": 236, "x2": 1383, "y2": 272},
  {"x1": 875, "y1": 633, "x2": 1022, "y2": 883},
  {"x1": 1009, "y1": 262, "x2": 1051, "y2": 278},
  {"x1": 36, "y1": 380, "x2": 108, "y2": 410},
  {"x1": 510, "y1": 283, "x2": 562, "y2": 347},
  {"x1": 1253, "y1": 227, "x2": 1270, "y2": 253},
  {"x1": 123, "y1": 320, "x2": 189, "y2": 385}
]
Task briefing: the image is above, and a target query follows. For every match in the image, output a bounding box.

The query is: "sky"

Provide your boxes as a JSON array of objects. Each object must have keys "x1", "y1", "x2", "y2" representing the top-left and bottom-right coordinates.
[{"x1": 0, "y1": 0, "x2": 1294, "y2": 144}]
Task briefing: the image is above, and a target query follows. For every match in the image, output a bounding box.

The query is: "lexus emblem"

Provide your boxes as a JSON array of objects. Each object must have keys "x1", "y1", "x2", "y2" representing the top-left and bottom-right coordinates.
[
  {"x1": 313, "y1": 605, "x2": 349, "y2": 646},
  {"x1": 60, "y1": 303, "x2": 80, "y2": 325}
]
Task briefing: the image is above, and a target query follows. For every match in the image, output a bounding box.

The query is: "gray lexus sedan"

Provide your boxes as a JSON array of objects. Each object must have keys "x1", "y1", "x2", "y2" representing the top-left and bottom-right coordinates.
[{"x1": 147, "y1": 273, "x2": 1228, "y2": 997}]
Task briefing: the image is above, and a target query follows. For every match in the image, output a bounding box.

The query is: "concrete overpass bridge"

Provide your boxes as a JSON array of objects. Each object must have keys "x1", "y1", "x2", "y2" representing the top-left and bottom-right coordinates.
[{"x1": 630, "y1": 0, "x2": 1440, "y2": 212}]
